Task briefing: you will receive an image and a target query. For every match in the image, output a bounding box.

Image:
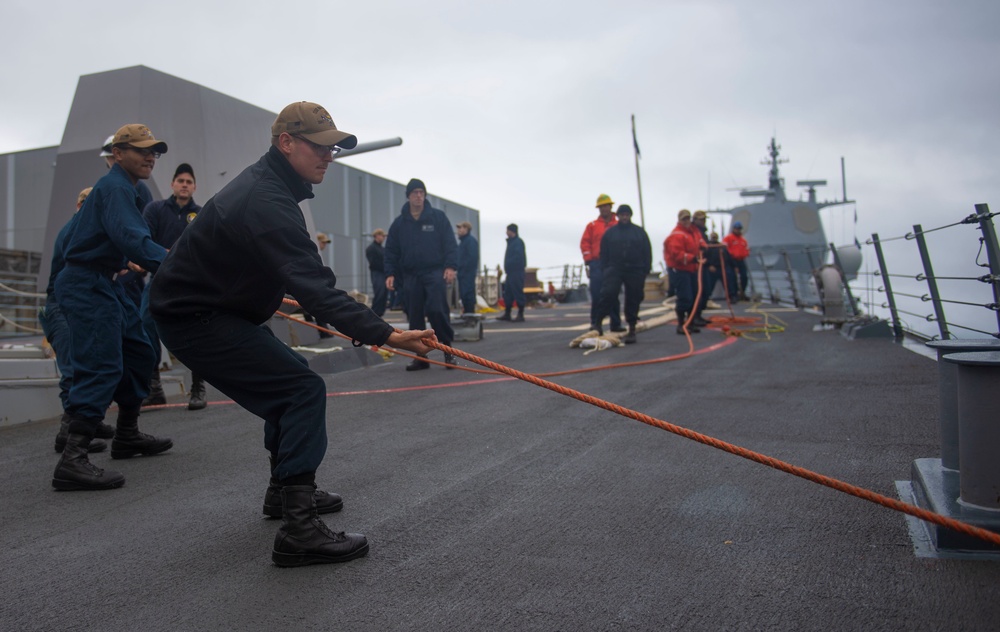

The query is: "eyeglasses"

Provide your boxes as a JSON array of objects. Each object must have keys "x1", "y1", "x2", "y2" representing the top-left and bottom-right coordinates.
[
  {"x1": 294, "y1": 135, "x2": 342, "y2": 157},
  {"x1": 126, "y1": 146, "x2": 162, "y2": 159}
]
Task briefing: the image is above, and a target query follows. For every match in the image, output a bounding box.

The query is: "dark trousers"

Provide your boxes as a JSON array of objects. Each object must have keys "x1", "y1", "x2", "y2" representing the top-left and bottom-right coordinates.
[
  {"x1": 503, "y1": 269, "x2": 526, "y2": 312},
  {"x1": 586, "y1": 260, "x2": 621, "y2": 328},
  {"x1": 403, "y1": 269, "x2": 453, "y2": 344},
  {"x1": 599, "y1": 267, "x2": 645, "y2": 326},
  {"x1": 370, "y1": 270, "x2": 387, "y2": 317},
  {"x1": 39, "y1": 302, "x2": 73, "y2": 408},
  {"x1": 726, "y1": 259, "x2": 749, "y2": 298},
  {"x1": 55, "y1": 266, "x2": 156, "y2": 433},
  {"x1": 156, "y1": 313, "x2": 328, "y2": 481},
  {"x1": 457, "y1": 268, "x2": 477, "y2": 314},
  {"x1": 698, "y1": 266, "x2": 721, "y2": 313},
  {"x1": 139, "y1": 280, "x2": 162, "y2": 368},
  {"x1": 673, "y1": 270, "x2": 696, "y2": 314}
]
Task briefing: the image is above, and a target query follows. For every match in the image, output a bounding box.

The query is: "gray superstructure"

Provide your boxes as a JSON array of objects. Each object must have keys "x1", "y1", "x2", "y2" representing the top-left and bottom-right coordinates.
[{"x1": 720, "y1": 138, "x2": 857, "y2": 305}]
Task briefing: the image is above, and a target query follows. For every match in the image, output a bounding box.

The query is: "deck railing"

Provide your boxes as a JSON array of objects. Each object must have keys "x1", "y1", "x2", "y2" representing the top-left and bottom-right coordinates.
[
  {"x1": 746, "y1": 203, "x2": 1000, "y2": 340},
  {"x1": 859, "y1": 203, "x2": 1000, "y2": 340}
]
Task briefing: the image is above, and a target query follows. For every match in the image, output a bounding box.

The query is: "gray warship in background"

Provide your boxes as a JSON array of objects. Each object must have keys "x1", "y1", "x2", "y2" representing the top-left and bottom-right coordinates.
[{"x1": 714, "y1": 137, "x2": 862, "y2": 308}]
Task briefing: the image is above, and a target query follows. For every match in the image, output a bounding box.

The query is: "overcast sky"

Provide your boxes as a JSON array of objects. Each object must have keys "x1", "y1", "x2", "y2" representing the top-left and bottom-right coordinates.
[{"x1": 2, "y1": 0, "x2": 998, "y2": 329}]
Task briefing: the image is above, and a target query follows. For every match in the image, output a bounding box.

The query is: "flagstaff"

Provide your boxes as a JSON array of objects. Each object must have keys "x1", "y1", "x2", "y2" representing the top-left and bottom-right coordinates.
[{"x1": 631, "y1": 114, "x2": 645, "y2": 227}]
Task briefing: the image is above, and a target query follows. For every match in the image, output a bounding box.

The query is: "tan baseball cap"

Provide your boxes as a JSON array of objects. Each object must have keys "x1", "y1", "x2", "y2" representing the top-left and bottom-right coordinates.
[
  {"x1": 693, "y1": 210, "x2": 707, "y2": 219},
  {"x1": 112, "y1": 124, "x2": 168, "y2": 153},
  {"x1": 678, "y1": 209, "x2": 692, "y2": 220},
  {"x1": 271, "y1": 102, "x2": 358, "y2": 150}
]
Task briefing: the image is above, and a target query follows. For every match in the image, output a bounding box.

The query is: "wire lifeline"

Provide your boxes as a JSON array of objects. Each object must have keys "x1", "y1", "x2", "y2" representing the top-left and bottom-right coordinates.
[{"x1": 415, "y1": 336, "x2": 1000, "y2": 548}]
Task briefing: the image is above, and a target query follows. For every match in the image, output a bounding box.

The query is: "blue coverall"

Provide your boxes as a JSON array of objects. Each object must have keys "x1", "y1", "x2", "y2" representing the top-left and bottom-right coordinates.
[{"x1": 55, "y1": 164, "x2": 167, "y2": 436}]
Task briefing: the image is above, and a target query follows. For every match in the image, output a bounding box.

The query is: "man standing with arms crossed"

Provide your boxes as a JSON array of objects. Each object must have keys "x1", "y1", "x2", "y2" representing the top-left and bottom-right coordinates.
[
  {"x1": 151, "y1": 102, "x2": 435, "y2": 567},
  {"x1": 581, "y1": 194, "x2": 624, "y2": 333}
]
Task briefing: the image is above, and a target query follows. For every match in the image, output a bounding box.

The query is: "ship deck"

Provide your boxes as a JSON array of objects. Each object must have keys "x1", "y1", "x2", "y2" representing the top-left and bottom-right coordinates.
[{"x1": 2, "y1": 300, "x2": 998, "y2": 631}]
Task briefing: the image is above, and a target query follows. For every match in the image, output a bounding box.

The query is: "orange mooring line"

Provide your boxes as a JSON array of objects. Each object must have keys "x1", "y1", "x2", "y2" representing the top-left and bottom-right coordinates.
[{"x1": 276, "y1": 300, "x2": 1000, "y2": 546}]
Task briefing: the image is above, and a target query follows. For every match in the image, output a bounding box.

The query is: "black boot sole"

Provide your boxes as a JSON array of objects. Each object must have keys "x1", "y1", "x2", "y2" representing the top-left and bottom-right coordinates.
[
  {"x1": 272, "y1": 541, "x2": 370, "y2": 567},
  {"x1": 111, "y1": 439, "x2": 174, "y2": 460},
  {"x1": 262, "y1": 498, "x2": 344, "y2": 518},
  {"x1": 52, "y1": 476, "x2": 125, "y2": 491}
]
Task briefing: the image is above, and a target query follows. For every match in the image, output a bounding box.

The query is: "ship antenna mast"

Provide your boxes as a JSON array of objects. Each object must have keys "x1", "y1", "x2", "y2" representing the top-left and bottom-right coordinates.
[{"x1": 762, "y1": 137, "x2": 788, "y2": 195}]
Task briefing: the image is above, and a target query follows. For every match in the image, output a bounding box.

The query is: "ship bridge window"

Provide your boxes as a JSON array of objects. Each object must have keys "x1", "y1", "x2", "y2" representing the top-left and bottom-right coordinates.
[{"x1": 791, "y1": 204, "x2": 821, "y2": 233}]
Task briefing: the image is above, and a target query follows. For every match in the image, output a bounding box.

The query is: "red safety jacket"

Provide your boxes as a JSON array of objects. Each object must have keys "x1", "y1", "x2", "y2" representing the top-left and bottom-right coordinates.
[
  {"x1": 580, "y1": 216, "x2": 618, "y2": 263},
  {"x1": 664, "y1": 223, "x2": 704, "y2": 273},
  {"x1": 723, "y1": 233, "x2": 750, "y2": 260}
]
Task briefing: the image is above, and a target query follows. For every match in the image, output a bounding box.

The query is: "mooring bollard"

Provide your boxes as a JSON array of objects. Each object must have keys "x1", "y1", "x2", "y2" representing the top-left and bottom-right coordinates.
[
  {"x1": 925, "y1": 339, "x2": 1000, "y2": 471},
  {"x1": 942, "y1": 350, "x2": 1000, "y2": 511}
]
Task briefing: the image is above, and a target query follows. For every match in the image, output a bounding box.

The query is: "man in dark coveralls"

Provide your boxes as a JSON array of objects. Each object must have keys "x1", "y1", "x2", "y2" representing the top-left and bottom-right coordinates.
[
  {"x1": 150, "y1": 102, "x2": 435, "y2": 567},
  {"x1": 366, "y1": 228, "x2": 388, "y2": 317},
  {"x1": 140, "y1": 163, "x2": 205, "y2": 409},
  {"x1": 455, "y1": 221, "x2": 479, "y2": 315},
  {"x1": 383, "y1": 178, "x2": 458, "y2": 371},
  {"x1": 595, "y1": 205, "x2": 652, "y2": 343},
  {"x1": 497, "y1": 223, "x2": 526, "y2": 322},
  {"x1": 41, "y1": 187, "x2": 115, "y2": 454},
  {"x1": 51, "y1": 124, "x2": 174, "y2": 492}
]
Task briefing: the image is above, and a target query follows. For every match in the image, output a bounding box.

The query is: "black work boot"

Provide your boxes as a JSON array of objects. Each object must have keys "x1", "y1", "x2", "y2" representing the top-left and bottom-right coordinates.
[
  {"x1": 262, "y1": 457, "x2": 343, "y2": 518},
  {"x1": 496, "y1": 309, "x2": 512, "y2": 321},
  {"x1": 443, "y1": 351, "x2": 457, "y2": 369},
  {"x1": 676, "y1": 310, "x2": 700, "y2": 334},
  {"x1": 623, "y1": 323, "x2": 637, "y2": 344},
  {"x1": 111, "y1": 407, "x2": 173, "y2": 459},
  {"x1": 405, "y1": 356, "x2": 431, "y2": 371},
  {"x1": 95, "y1": 421, "x2": 115, "y2": 439},
  {"x1": 52, "y1": 433, "x2": 125, "y2": 491},
  {"x1": 54, "y1": 414, "x2": 107, "y2": 454},
  {"x1": 513, "y1": 308, "x2": 525, "y2": 322},
  {"x1": 142, "y1": 369, "x2": 167, "y2": 407},
  {"x1": 187, "y1": 374, "x2": 207, "y2": 411},
  {"x1": 691, "y1": 311, "x2": 710, "y2": 327},
  {"x1": 272, "y1": 485, "x2": 369, "y2": 567}
]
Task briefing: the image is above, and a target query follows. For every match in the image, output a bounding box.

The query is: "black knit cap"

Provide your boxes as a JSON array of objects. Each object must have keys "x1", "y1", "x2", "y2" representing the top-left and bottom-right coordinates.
[
  {"x1": 406, "y1": 178, "x2": 426, "y2": 196},
  {"x1": 616, "y1": 204, "x2": 633, "y2": 216},
  {"x1": 507, "y1": 223, "x2": 518, "y2": 234},
  {"x1": 173, "y1": 162, "x2": 195, "y2": 182}
]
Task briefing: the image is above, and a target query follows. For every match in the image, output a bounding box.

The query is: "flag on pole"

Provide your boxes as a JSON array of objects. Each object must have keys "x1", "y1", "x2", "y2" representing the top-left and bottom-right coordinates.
[{"x1": 631, "y1": 114, "x2": 641, "y2": 159}]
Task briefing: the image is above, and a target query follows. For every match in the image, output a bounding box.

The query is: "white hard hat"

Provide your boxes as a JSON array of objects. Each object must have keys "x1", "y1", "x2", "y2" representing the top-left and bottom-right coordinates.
[{"x1": 99, "y1": 135, "x2": 115, "y2": 157}]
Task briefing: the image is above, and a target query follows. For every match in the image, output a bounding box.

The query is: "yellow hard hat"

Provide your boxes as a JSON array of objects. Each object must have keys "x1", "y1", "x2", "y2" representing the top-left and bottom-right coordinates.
[{"x1": 595, "y1": 193, "x2": 614, "y2": 208}]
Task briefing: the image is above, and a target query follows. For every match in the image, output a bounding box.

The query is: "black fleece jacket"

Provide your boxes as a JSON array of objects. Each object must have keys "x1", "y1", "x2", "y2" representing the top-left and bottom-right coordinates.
[{"x1": 149, "y1": 146, "x2": 393, "y2": 346}]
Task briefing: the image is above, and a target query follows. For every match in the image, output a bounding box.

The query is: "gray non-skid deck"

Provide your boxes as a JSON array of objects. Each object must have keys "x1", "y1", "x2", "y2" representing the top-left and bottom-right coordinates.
[{"x1": 2, "y1": 302, "x2": 998, "y2": 631}]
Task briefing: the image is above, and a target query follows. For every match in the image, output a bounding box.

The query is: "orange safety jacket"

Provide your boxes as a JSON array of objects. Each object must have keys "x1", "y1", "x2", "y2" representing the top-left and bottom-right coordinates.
[
  {"x1": 580, "y1": 216, "x2": 618, "y2": 263},
  {"x1": 664, "y1": 223, "x2": 704, "y2": 273},
  {"x1": 723, "y1": 233, "x2": 750, "y2": 260}
]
